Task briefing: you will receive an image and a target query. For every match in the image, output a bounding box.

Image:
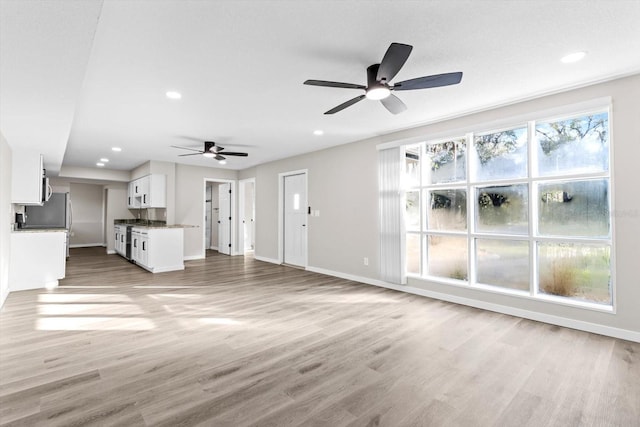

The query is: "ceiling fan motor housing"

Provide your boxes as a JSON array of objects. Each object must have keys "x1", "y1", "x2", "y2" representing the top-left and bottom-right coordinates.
[
  {"x1": 204, "y1": 141, "x2": 216, "y2": 152},
  {"x1": 367, "y1": 64, "x2": 389, "y2": 89}
]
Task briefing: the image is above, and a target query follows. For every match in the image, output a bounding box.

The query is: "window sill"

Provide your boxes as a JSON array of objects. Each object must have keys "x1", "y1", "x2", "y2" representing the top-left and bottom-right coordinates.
[{"x1": 406, "y1": 273, "x2": 615, "y2": 314}]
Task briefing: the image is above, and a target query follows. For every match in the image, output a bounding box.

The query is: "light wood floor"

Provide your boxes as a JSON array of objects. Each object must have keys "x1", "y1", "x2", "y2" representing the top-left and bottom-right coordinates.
[{"x1": 1, "y1": 248, "x2": 638, "y2": 426}]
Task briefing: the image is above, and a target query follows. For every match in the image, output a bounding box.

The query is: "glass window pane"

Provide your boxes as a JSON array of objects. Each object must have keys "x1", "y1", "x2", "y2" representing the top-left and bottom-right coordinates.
[
  {"x1": 405, "y1": 191, "x2": 420, "y2": 231},
  {"x1": 538, "y1": 243, "x2": 611, "y2": 305},
  {"x1": 404, "y1": 145, "x2": 421, "y2": 188},
  {"x1": 406, "y1": 233, "x2": 420, "y2": 275},
  {"x1": 473, "y1": 127, "x2": 527, "y2": 181},
  {"x1": 538, "y1": 179, "x2": 610, "y2": 237},
  {"x1": 476, "y1": 239, "x2": 530, "y2": 291},
  {"x1": 476, "y1": 184, "x2": 529, "y2": 234},
  {"x1": 424, "y1": 138, "x2": 466, "y2": 184},
  {"x1": 426, "y1": 189, "x2": 467, "y2": 231},
  {"x1": 536, "y1": 112, "x2": 609, "y2": 176},
  {"x1": 427, "y1": 235, "x2": 468, "y2": 281}
]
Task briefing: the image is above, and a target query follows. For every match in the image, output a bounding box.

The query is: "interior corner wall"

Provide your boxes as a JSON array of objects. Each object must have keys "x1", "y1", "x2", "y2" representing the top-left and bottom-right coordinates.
[
  {"x1": 69, "y1": 182, "x2": 105, "y2": 247},
  {"x1": 130, "y1": 162, "x2": 151, "y2": 180},
  {"x1": 174, "y1": 164, "x2": 238, "y2": 258},
  {"x1": 0, "y1": 132, "x2": 12, "y2": 308},
  {"x1": 250, "y1": 74, "x2": 640, "y2": 337}
]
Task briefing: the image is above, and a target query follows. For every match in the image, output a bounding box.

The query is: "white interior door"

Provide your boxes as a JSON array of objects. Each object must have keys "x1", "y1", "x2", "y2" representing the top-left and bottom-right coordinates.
[
  {"x1": 242, "y1": 181, "x2": 255, "y2": 251},
  {"x1": 218, "y1": 183, "x2": 231, "y2": 255},
  {"x1": 205, "y1": 184, "x2": 212, "y2": 249},
  {"x1": 283, "y1": 173, "x2": 307, "y2": 267}
]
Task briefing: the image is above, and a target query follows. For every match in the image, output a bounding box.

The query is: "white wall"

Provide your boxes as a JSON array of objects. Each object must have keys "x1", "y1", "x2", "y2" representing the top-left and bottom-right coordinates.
[
  {"x1": 69, "y1": 182, "x2": 104, "y2": 247},
  {"x1": 0, "y1": 132, "x2": 12, "y2": 307},
  {"x1": 174, "y1": 164, "x2": 237, "y2": 258},
  {"x1": 246, "y1": 74, "x2": 640, "y2": 338}
]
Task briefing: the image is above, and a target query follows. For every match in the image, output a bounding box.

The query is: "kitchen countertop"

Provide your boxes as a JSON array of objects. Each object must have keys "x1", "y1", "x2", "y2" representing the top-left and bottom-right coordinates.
[
  {"x1": 131, "y1": 224, "x2": 196, "y2": 229},
  {"x1": 12, "y1": 227, "x2": 67, "y2": 233}
]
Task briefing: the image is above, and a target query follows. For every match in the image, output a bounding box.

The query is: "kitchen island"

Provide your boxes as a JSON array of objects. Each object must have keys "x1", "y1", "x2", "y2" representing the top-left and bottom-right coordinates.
[{"x1": 114, "y1": 220, "x2": 190, "y2": 273}]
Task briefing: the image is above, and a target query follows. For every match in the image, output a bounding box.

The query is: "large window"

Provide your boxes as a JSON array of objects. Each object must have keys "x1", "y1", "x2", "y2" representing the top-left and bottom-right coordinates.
[{"x1": 404, "y1": 109, "x2": 612, "y2": 309}]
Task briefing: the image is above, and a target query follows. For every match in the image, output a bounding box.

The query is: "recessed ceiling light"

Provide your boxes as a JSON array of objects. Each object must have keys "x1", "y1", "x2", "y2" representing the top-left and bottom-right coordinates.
[
  {"x1": 313, "y1": 130, "x2": 324, "y2": 136},
  {"x1": 218, "y1": 160, "x2": 227, "y2": 165},
  {"x1": 112, "y1": 147, "x2": 122, "y2": 152},
  {"x1": 96, "y1": 162, "x2": 105, "y2": 167},
  {"x1": 100, "y1": 158, "x2": 109, "y2": 162},
  {"x1": 166, "y1": 91, "x2": 182, "y2": 99},
  {"x1": 561, "y1": 51, "x2": 587, "y2": 64}
]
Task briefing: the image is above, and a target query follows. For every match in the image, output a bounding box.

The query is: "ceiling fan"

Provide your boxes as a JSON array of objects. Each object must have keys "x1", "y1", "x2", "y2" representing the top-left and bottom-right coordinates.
[
  {"x1": 171, "y1": 141, "x2": 248, "y2": 164},
  {"x1": 304, "y1": 42, "x2": 463, "y2": 115}
]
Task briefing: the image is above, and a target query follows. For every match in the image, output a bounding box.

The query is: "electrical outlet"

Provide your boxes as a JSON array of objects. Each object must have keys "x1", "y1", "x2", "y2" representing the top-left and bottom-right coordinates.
[{"x1": 363, "y1": 257, "x2": 369, "y2": 266}]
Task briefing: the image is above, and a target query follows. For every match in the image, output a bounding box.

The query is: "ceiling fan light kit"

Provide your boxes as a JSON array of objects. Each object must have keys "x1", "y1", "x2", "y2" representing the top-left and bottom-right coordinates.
[
  {"x1": 304, "y1": 42, "x2": 463, "y2": 115},
  {"x1": 171, "y1": 141, "x2": 248, "y2": 163}
]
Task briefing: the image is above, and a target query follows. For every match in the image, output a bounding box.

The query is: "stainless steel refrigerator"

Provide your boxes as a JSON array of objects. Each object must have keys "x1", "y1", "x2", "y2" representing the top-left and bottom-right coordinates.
[{"x1": 24, "y1": 192, "x2": 72, "y2": 257}]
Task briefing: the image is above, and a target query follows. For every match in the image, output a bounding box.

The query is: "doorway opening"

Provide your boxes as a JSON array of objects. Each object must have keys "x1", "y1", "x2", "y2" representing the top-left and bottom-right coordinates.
[
  {"x1": 203, "y1": 179, "x2": 235, "y2": 257},
  {"x1": 239, "y1": 178, "x2": 256, "y2": 256},
  {"x1": 278, "y1": 170, "x2": 307, "y2": 268}
]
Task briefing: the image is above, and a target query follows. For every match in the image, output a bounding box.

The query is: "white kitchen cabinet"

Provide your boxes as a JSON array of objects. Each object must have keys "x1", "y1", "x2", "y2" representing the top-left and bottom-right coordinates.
[
  {"x1": 10, "y1": 230, "x2": 66, "y2": 291},
  {"x1": 131, "y1": 227, "x2": 183, "y2": 273},
  {"x1": 114, "y1": 224, "x2": 127, "y2": 255},
  {"x1": 127, "y1": 182, "x2": 140, "y2": 208},
  {"x1": 127, "y1": 174, "x2": 166, "y2": 208},
  {"x1": 140, "y1": 174, "x2": 166, "y2": 208},
  {"x1": 11, "y1": 151, "x2": 45, "y2": 205}
]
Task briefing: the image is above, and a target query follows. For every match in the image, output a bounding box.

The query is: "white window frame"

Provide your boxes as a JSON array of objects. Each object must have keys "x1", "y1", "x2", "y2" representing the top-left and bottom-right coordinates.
[{"x1": 401, "y1": 99, "x2": 615, "y2": 314}]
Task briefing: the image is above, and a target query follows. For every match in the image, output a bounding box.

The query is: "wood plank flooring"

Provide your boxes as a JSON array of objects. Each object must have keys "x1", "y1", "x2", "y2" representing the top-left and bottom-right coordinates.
[{"x1": 1, "y1": 247, "x2": 638, "y2": 426}]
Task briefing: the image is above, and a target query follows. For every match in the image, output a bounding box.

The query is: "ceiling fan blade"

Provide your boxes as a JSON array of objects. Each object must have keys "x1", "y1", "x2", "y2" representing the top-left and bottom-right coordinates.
[
  {"x1": 380, "y1": 94, "x2": 407, "y2": 115},
  {"x1": 220, "y1": 152, "x2": 248, "y2": 157},
  {"x1": 171, "y1": 145, "x2": 203, "y2": 152},
  {"x1": 214, "y1": 154, "x2": 226, "y2": 161},
  {"x1": 377, "y1": 43, "x2": 413, "y2": 82},
  {"x1": 393, "y1": 72, "x2": 463, "y2": 91},
  {"x1": 304, "y1": 80, "x2": 366, "y2": 90},
  {"x1": 324, "y1": 95, "x2": 366, "y2": 115},
  {"x1": 178, "y1": 152, "x2": 203, "y2": 157}
]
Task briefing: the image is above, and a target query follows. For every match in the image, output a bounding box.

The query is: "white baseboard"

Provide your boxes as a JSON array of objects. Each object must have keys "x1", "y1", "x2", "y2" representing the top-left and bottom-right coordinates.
[
  {"x1": 306, "y1": 266, "x2": 640, "y2": 343},
  {"x1": 69, "y1": 243, "x2": 104, "y2": 248},
  {"x1": 0, "y1": 288, "x2": 8, "y2": 310},
  {"x1": 254, "y1": 255, "x2": 280, "y2": 265},
  {"x1": 183, "y1": 254, "x2": 205, "y2": 261},
  {"x1": 106, "y1": 250, "x2": 116, "y2": 255},
  {"x1": 210, "y1": 246, "x2": 219, "y2": 250}
]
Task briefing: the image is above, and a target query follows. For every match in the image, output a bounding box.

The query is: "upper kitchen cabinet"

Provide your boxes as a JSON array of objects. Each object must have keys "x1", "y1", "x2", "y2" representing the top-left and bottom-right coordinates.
[
  {"x1": 127, "y1": 181, "x2": 140, "y2": 208},
  {"x1": 11, "y1": 151, "x2": 50, "y2": 205},
  {"x1": 128, "y1": 174, "x2": 166, "y2": 208}
]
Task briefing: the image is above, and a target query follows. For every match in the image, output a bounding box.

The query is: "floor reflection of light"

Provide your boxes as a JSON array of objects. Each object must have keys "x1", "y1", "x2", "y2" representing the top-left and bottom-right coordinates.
[
  {"x1": 200, "y1": 318, "x2": 242, "y2": 325},
  {"x1": 37, "y1": 317, "x2": 155, "y2": 331},
  {"x1": 44, "y1": 281, "x2": 58, "y2": 290},
  {"x1": 148, "y1": 294, "x2": 201, "y2": 300},
  {"x1": 58, "y1": 286, "x2": 117, "y2": 289},
  {"x1": 133, "y1": 286, "x2": 198, "y2": 289},
  {"x1": 38, "y1": 294, "x2": 133, "y2": 303},
  {"x1": 38, "y1": 304, "x2": 145, "y2": 315},
  {"x1": 292, "y1": 295, "x2": 399, "y2": 304}
]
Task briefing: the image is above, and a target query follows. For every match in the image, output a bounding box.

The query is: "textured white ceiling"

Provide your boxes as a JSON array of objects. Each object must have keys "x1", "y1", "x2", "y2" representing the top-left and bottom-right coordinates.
[{"x1": 2, "y1": 0, "x2": 640, "y2": 174}]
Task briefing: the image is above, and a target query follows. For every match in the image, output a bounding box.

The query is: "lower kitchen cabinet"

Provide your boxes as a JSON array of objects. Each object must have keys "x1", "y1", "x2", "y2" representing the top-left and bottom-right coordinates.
[
  {"x1": 131, "y1": 227, "x2": 184, "y2": 273},
  {"x1": 10, "y1": 230, "x2": 66, "y2": 291},
  {"x1": 114, "y1": 224, "x2": 127, "y2": 256}
]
